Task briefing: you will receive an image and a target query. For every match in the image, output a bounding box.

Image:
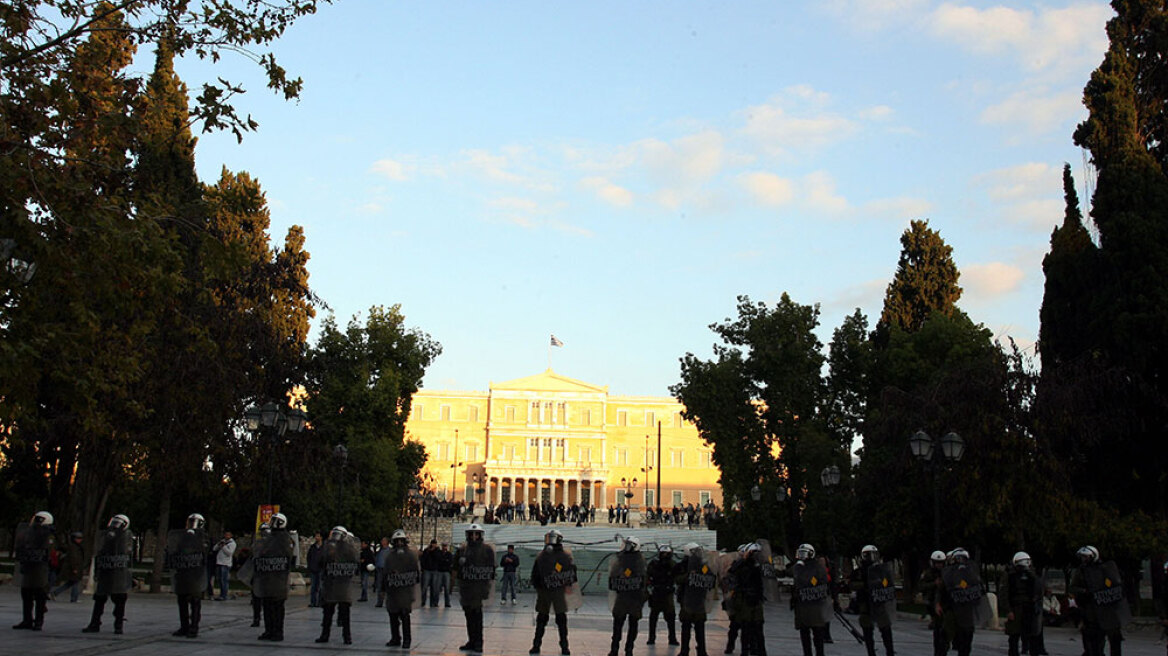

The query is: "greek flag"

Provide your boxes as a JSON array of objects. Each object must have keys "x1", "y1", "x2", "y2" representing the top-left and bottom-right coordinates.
[{"x1": 550, "y1": 335, "x2": 564, "y2": 347}]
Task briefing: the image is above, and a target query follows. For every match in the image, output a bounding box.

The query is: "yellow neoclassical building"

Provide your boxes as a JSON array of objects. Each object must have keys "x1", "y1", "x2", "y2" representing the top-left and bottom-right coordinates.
[{"x1": 406, "y1": 369, "x2": 724, "y2": 510}]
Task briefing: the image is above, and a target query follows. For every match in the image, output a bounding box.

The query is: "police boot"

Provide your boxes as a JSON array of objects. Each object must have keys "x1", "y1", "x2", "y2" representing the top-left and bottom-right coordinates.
[
  {"x1": 680, "y1": 621, "x2": 692, "y2": 656},
  {"x1": 626, "y1": 618, "x2": 639, "y2": 656},
  {"x1": 174, "y1": 597, "x2": 190, "y2": 636},
  {"x1": 556, "y1": 612, "x2": 570, "y2": 655},
  {"x1": 695, "y1": 621, "x2": 708, "y2": 656},
  {"x1": 880, "y1": 626, "x2": 894, "y2": 656},
  {"x1": 647, "y1": 615, "x2": 657, "y2": 645},
  {"x1": 402, "y1": 612, "x2": 412, "y2": 649},
  {"x1": 475, "y1": 608, "x2": 486, "y2": 650},
  {"x1": 272, "y1": 600, "x2": 285, "y2": 641},
  {"x1": 187, "y1": 600, "x2": 200, "y2": 638},
  {"x1": 316, "y1": 607, "x2": 332, "y2": 643},
  {"x1": 258, "y1": 599, "x2": 273, "y2": 639},
  {"x1": 610, "y1": 617, "x2": 625, "y2": 656},
  {"x1": 341, "y1": 605, "x2": 352, "y2": 645},
  {"x1": 83, "y1": 599, "x2": 104, "y2": 632},
  {"x1": 725, "y1": 621, "x2": 739, "y2": 654},
  {"x1": 668, "y1": 617, "x2": 679, "y2": 646},
  {"x1": 387, "y1": 612, "x2": 402, "y2": 646},
  {"x1": 530, "y1": 613, "x2": 549, "y2": 654},
  {"x1": 251, "y1": 596, "x2": 261, "y2": 627}
]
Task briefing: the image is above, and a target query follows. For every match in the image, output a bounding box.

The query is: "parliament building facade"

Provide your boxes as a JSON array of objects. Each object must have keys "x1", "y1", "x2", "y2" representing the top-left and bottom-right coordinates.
[{"x1": 406, "y1": 369, "x2": 723, "y2": 510}]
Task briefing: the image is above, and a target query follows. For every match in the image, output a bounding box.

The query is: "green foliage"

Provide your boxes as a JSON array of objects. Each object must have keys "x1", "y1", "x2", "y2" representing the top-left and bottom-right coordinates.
[
  {"x1": 875, "y1": 220, "x2": 962, "y2": 343},
  {"x1": 299, "y1": 306, "x2": 442, "y2": 539}
]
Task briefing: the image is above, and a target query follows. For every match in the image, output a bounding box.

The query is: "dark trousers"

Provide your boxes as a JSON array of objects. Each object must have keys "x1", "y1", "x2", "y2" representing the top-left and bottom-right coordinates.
[
  {"x1": 863, "y1": 624, "x2": 894, "y2": 656},
  {"x1": 320, "y1": 602, "x2": 351, "y2": 643},
  {"x1": 680, "y1": 619, "x2": 707, "y2": 656},
  {"x1": 648, "y1": 606, "x2": 677, "y2": 643},
  {"x1": 176, "y1": 594, "x2": 201, "y2": 635},
  {"x1": 931, "y1": 617, "x2": 949, "y2": 656},
  {"x1": 1082, "y1": 624, "x2": 1123, "y2": 656},
  {"x1": 532, "y1": 611, "x2": 569, "y2": 652},
  {"x1": 261, "y1": 597, "x2": 286, "y2": 640},
  {"x1": 799, "y1": 626, "x2": 826, "y2": 656},
  {"x1": 88, "y1": 594, "x2": 127, "y2": 631},
  {"x1": 19, "y1": 588, "x2": 48, "y2": 628},
  {"x1": 953, "y1": 628, "x2": 974, "y2": 656},
  {"x1": 610, "y1": 614, "x2": 640, "y2": 655},
  {"x1": 463, "y1": 607, "x2": 484, "y2": 649},
  {"x1": 388, "y1": 610, "x2": 413, "y2": 646},
  {"x1": 741, "y1": 621, "x2": 766, "y2": 656}
]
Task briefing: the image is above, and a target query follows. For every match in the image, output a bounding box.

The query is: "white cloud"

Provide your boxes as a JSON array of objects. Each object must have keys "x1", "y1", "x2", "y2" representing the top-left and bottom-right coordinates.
[
  {"x1": 740, "y1": 171, "x2": 795, "y2": 207},
  {"x1": 976, "y1": 162, "x2": 1059, "y2": 201},
  {"x1": 355, "y1": 202, "x2": 384, "y2": 215},
  {"x1": 819, "y1": 0, "x2": 932, "y2": 31},
  {"x1": 863, "y1": 196, "x2": 933, "y2": 219},
  {"x1": 580, "y1": 176, "x2": 634, "y2": 208},
  {"x1": 963, "y1": 261, "x2": 1026, "y2": 298},
  {"x1": 739, "y1": 88, "x2": 858, "y2": 155},
  {"x1": 858, "y1": 105, "x2": 894, "y2": 121},
  {"x1": 638, "y1": 131, "x2": 727, "y2": 187},
  {"x1": 371, "y1": 158, "x2": 415, "y2": 182},
  {"x1": 802, "y1": 171, "x2": 850, "y2": 214},
  {"x1": 979, "y1": 88, "x2": 1083, "y2": 134},
  {"x1": 927, "y1": 3, "x2": 1110, "y2": 75}
]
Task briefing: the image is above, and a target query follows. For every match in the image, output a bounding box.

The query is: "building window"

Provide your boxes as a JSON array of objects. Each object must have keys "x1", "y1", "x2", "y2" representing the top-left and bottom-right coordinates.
[
  {"x1": 699, "y1": 450, "x2": 711, "y2": 468},
  {"x1": 618, "y1": 410, "x2": 628, "y2": 426},
  {"x1": 468, "y1": 406, "x2": 479, "y2": 423},
  {"x1": 674, "y1": 412, "x2": 684, "y2": 428},
  {"x1": 501, "y1": 486, "x2": 511, "y2": 503},
  {"x1": 670, "y1": 449, "x2": 684, "y2": 467},
  {"x1": 414, "y1": 404, "x2": 424, "y2": 420},
  {"x1": 558, "y1": 402, "x2": 567, "y2": 425},
  {"x1": 646, "y1": 450, "x2": 656, "y2": 469},
  {"x1": 437, "y1": 443, "x2": 450, "y2": 461},
  {"x1": 531, "y1": 401, "x2": 541, "y2": 423},
  {"x1": 506, "y1": 406, "x2": 516, "y2": 422},
  {"x1": 699, "y1": 491, "x2": 711, "y2": 506},
  {"x1": 579, "y1": 446, "x2": 592, "y2": 464},
  {"x1": 581, "y1": 409, "x2": 591, "y2": 426},
  {"x1": 672, "y1": 490, "x2": 683, "y2": 507},
  {"x1": 441, "y1": 405, "x2": 451, "y2": 421},
  {"x1": 614, "y1": 488, "x2": 626, "y2": 505},
  {"x1": 645, "y1": 411, "x2": 655, "y2": 427},
  {"x1": 528, "y1": 438, "x2": 539, "y2": 460},
  {"x1": 465, "y1": 484, "x2": 475, "y2": 502},
  {"x1": 614, "y1": 448, "x2": 628, "y2": 466},
  {"x1": 645, "y1": 489, "x2": 656, "y2": 508},
  {"x1": 466, "y1": 443, "x2": 478, "y2": 462}
]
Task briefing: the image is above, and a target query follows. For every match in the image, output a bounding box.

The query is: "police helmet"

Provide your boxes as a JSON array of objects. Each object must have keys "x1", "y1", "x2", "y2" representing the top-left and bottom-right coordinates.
[
  {"x1": 259, "y1": 522, "x2": 271, "y2": 535},
  {"x1": 1077, "y1": 545, "x2": 1099, "y2": 564},
  {"x1": 796, "y1": 543, "x2": 815, "y2": 560},
  {"x1": 950, "y1": 547, "x2": 970, "y2": 564},
  {"x1": 1012, "y1": 551, "x2": 1032, "y2": 568},
  {"x1": 658, "y1": 544, "x2": 673, "y2": 556},
  {"x1": 930, "y1": 550, "x2": 947, "y2": 564},
  {"x1": 391, "y1": 529, "x2": 408, "y2": 544},
  {"x1": 545, "y1": 529, "x2": 564, "y2": 545},
  {"x1": 466, "y1": 523, "x2": 484, "y2": 541},
  {"x1": 623, "y1": 535, "x2": 641, "y2": 552},
  {"x1": 683, "y1": 542, "x2": 701, "y2": 556},
  {"x1": 861, "y1": 544, "x2": 880, "y2": 563},
  {"x1": 269, "y1": 513, "x2": 288, "y2": 530},
  {"x1": 329, "y1": 526, "x2": 348, "y2": 541},
  {"x1": 186, "y1": 513, "x2": 206, "y2": 530},
  {"x1": 736, "y1": 543, "x2": 749, "y2": 554},
  {"x1": 108, "y1": 514, "x2": 130, "y2": 531},
  {"x1": 32, "y1": 511, "x2": 54, "y2": 526}
]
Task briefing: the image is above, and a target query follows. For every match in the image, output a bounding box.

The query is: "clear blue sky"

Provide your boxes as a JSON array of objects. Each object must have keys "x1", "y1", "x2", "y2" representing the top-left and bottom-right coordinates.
[{"x1": 177, "y1": 0, "x2": 1112, "y2": 396}]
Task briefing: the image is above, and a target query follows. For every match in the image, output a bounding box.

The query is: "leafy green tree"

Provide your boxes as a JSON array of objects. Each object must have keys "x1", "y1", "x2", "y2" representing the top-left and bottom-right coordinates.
[
  {"x1": 299, "y1": 306, "x2": 441, "y2": 538},
  {"x1": 672, "y1": 294, "x2": 846, "y2": 552},
  {"x1": 875, "y1": 220, "x2": 962, "y2": 344}
]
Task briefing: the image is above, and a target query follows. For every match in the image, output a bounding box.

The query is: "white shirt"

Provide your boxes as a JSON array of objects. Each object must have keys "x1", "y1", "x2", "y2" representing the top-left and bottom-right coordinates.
[{"x1": 216, "y1": 538, "x2": 236, "y2": 567}]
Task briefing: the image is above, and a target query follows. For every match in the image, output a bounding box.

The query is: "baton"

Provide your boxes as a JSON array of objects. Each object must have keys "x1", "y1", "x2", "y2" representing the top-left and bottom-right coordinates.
[{"x1": 833, "y1": 608, "x2": 866, "y2": 645}]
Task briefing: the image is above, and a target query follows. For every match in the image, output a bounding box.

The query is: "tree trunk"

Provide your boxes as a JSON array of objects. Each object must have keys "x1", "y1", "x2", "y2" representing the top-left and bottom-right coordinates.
[{"x1": 151, "y1": 481, "x2": 173, "y2": 593}]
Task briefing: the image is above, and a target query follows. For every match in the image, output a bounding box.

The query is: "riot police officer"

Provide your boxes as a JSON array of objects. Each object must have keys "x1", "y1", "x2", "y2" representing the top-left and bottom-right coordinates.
[
  {"x1": 937, "y1": 547, "x2": 988, "y2": 656},
  {"x1": 791, "y1": 543, "x2": 830, "y2": 656},
  {"x1": 12, "y1": 511, "x2": 55, "y2": 631},
  {"x1": 1070, "y1": 546, "x2": 1129, "y2": 656},
  {"x1": 608, "y1": 535, "x2": 647, "y2": 656},
  {"x1": 646, "y1": 544, "x2": 679, "y2": 645},
  {"x1": 384, "y1": 529, "x2": 421, "y2": 649},
  {"x1": 530, "y1": 529, "x2": 577, "y2": 655},
  {"x1": 1001, "y1": 551, "x2": 1043, "y2": 656},
  {"x1": 167, "y1": 513, "x2": 209, "y2": 638},
  {"x1": 721, "y1": 545, "x2": 746, "y2": 655},
  {"x1": 849, "y1": 545, "x2": 895, "y2": 656},
  {"x1": 676, "y1": 543, "x2": 717, "y2": 656},
  {"x1": 83, "y1": 514, "x2": 133, "y2": 634},
  {"x1": 919, "y1": 550, "x2": 948, "y2": 656},
  {"x1": 736, "y1": 543, "x2": 768, "y2": 656},
  {"x1": 255, "y1": 512, "x2": 294, "y2": 642},
  {"x1": 317, "y1": 526, "x2": 359, "y2": 645},
  {"x1": 455, "y1": 523, "x2": 496, "y2": 652}
]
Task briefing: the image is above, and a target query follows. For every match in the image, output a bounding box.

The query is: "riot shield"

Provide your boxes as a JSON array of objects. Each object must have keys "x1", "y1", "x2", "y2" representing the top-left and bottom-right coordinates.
[
  {"x1": 792, "y1": 560, "x2": 832, "y2": 628},
  {"x1": 755, "y1": 540, "x2": 780, "y2": 604},
  {"x1": 866, "y1": 562, "x2": 897, "y2": 628},
  {"x1": 384, "y1": 546, "x2": 423, "y2": 612},
  {"x1": 680, "y1": 550, "x2": 719, "y2": 614},
  {"x1": 717, "y1": 551, "x2": 738, "y2": 602},
  {"x1": 166, "y1": 528, "x2": 208, "y2": 596},
  {"x1": 236, "y1": 556, "x2": 254, "y2": 589},
  {"x1": 252, "y1": 531, "x2": 294, "y2": 600},
  {"x1": 322, "y1": 534, "x2": 360, "y2": 604},
  {"x1": 535, "y1": 545, "x2": 582, "y2": 611},
  {"x1": 14, "y1": 523, "x2": 53, "y2": 590},
  {"x1": 94, "y1": 527, "x2": 133, "y2": 595},
  {"x1": 1085, "y1": 561, "x2": 1132, "y2": 632},
  {"x1": 457, "y1": 541, "x2": 496, "y2": 605},
  {"x1": 942, "y1": 562, "x2": 991, "y2": 630},
  {"x1": 608, "y1": 550, "x2": 647, "y2": 616}
]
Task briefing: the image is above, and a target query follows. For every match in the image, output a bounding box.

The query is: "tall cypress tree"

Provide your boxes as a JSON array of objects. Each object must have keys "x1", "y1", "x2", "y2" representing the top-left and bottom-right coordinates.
[
  {"x1": 1039, "y1": 165, "x2": 1100, "y2": 369},
  {"x1": 875, "y1": 220, "x2": 963, "y2": 344}
]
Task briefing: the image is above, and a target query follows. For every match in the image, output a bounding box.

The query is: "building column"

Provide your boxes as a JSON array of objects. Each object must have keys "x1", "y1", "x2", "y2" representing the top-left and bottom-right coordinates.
[
  {"x1": 600, "y1": 482, "x2": 607, "y2": 507},
  {"x1": 574, "y1": 479, "x2": 582, "y2": 505},
  {"x1": 511, "y1": 479, "x2": 517, "y2": 505}
]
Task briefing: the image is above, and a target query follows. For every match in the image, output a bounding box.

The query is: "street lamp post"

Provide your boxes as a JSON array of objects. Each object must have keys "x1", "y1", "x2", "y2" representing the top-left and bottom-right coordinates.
[
  {"x1": 244, "y1": 402, "x2": 307, "y2": 504},
  {"x1": 820, "y1": 465, "x2": 841, "y2": 575},
  {"x1": 620, "y1": 477, "x2": 638, "y2": 524},
  {"x1": 910, "y1": 430, "x2": 966, "y2": 548}
]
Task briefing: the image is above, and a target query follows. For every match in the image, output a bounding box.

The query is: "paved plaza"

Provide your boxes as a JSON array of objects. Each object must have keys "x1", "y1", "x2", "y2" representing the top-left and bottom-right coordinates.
[{"x1": 1, "y1": 586, "x2": 1164, "y2": 656}]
